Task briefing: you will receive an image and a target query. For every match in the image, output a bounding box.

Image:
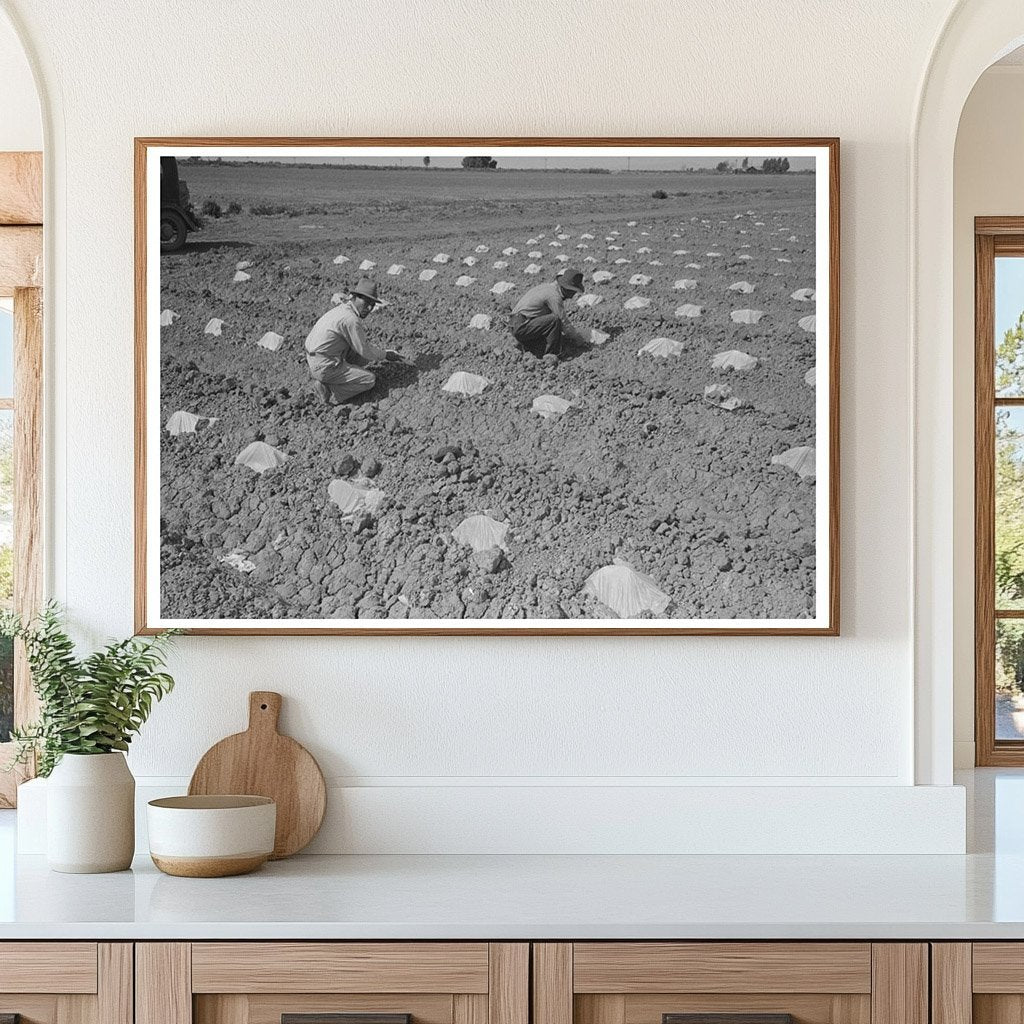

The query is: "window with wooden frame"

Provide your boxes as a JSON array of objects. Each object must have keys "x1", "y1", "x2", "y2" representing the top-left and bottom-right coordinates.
[{"x1": 0, "y1": 151, "x2": 43, "y2": 806}]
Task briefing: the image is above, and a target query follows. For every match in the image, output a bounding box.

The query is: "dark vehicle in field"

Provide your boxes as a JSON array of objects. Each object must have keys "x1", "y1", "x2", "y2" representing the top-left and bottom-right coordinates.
[{"x1": 160, "y1": 156, "x2": 201, "y2": 252}]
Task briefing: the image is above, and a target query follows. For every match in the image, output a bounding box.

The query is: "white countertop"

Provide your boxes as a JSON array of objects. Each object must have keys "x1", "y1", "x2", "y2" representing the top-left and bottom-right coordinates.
[
  {"x1": 0, "y1": 849, "x2": 1021, "y2": 940},
  {"x1": 1, "y1": 769, "x2": 1021, "y2": 941}
]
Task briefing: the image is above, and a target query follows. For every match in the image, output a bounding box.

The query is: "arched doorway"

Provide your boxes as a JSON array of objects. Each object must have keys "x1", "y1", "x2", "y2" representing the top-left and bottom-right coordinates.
[{"x1": 914, "y1": 1, "x2": 1024, "y2": 785}]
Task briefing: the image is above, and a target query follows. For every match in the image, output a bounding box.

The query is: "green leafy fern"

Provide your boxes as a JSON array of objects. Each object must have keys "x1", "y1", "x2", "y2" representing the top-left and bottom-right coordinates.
[{"x1": 1, "y1": 603, "x2": 179, "y2": 777}]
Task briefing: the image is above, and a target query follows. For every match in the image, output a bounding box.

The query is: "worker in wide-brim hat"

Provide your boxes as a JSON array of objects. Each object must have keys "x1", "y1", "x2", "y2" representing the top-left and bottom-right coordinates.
[
  {"x1": 509, "y1": 267, "x2": 586, "y2": 360},
  {"x1": 304, "y1": 278, "x2": 391, "y2": 404}
]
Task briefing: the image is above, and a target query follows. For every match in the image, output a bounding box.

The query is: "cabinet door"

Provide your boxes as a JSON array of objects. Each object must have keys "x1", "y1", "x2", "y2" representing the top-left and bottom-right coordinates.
[
  {"x1": 0, "y1": 943, "x2": 131, "y2": 1024},
  {"x1": 941, "y1": 943, "x2": 1024, "y2": 1024},
  {"x1": 533, "y1": 944, "x2": 927, "y2": 1024},
  {"x1": 137, "y1": 943, "x2": 528, "y2": 1024}
]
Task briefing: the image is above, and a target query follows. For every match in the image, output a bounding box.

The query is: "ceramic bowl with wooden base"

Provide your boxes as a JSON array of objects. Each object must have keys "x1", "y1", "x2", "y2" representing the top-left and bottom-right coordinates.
[{"x1": 147, "y1": 795, "x2": 276, "y2": 877}]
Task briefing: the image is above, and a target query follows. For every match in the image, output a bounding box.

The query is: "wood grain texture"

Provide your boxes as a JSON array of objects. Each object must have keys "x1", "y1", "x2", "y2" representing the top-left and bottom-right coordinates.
[
  {"x1": 576, "y1": 996, "x2": 626, "y2": 1024},
  {"x1": 931, "y1": 945, "x2": 972, "y2": 1024},
  {"x1": 195, "y1": 995, "x2": 248, "y2": 1024},
  {"x1": 623, "y1": 994, "x2": 869, "y2": 1024},
  {"x1": 136, "y1": 943, "x2": 192, "y2": 1024},
  {"x1": 0, "y1": 153, "x2": 42, "y2": 225},
  {"x1": 534, "y1": 944, "x2": 572, "y2": 1024},
  {"x1": 488, "y1": 944, "x2": 528, "y2": 1024},
  {"x1": 242, "y1": 995, "x2": 450, "y2": 1024},
  {"x1": 870, "y1": 945, "x2": 927, "y2": 1024},
  {"x1": 97, "y1": 945, "x2": 132, "y2": 1024},
  {"x1": 133, "y1": 135, "x2": 840, "y2": 637},
  {"x1": 0, "y1": 226, "x2": 42, "y2": 295},
  {"x1": 0, "y1": 943, "x2": 97, "y2": 993},
  {"x1": 453, "y1": 995, "x2": 487, "y2": 1024},
  {"x1": 188, "y1": 691, "x2": 326, "y2": 858},
  {"x1": 974, "y1": 995, "x2": 1024, "y2": 1024},
  {"x1": 573, "y1": 943, "x2": 871, "y2": 994},
  {"x1": 191, "y1": 943, "x2": 489, "y2": 994},
  {"x1": 971, "y1": 943, "x2": 1024, "y2": 991}
]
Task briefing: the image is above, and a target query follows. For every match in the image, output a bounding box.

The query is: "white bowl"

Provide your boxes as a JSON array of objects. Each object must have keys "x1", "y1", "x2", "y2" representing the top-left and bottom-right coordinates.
[{"x1": 147, "y1": 795, "x2": 276, "y2": 877}]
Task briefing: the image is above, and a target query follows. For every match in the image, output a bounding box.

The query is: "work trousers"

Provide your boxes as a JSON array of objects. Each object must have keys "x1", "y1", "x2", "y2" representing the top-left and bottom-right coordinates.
[
  {"x1": 511, "y1": 312, "x2": 562, "y2": 358},
  {"x1": 307, "y1": 357, "x2": 376, "y2": 403}
]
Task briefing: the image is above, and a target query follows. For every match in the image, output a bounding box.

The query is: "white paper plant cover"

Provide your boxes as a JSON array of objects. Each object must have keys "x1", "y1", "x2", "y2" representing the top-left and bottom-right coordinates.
[
  {"x1": 166, "y1": 410, "x2": 210, "y2": 435},
  {"x1": 328, "y1": 479, "x2": 385, "y2": 514},
  {"x1": 589, "y1": 328, "x2": 611, "y2": 346},
  {"x1": 529, "y1": 250, "x2": 543, "y2": 258},
  {"x1": 730, "y1": 309, "x2": 764, "y2": 325},
  {"x1": 502, "y1": 247, "x2": 519, "y2": 256},
  {"x1": 623, "y1": 296, "x2": 651, "y2": 310},
  {"x1": 712, "y1": 350, "x2": 758, "y2": 372},
  {"x1": 798, "y1": 314, "x2": 817, "y2": 332},
  {"x1": 387, "y1": 264, "x2": 406, "y2": 275},
  {"x1": 532, "y1": 394, "x2": 572, "y2": 419},
  {"x1": 738, "y1": 254, "x2": 752, "y2": 260},
  {"x1": 548, "y1": 241, "x2": 562, "y2": 247},
  {"x1": 204, "y1": 318, "x2": 224, "y2": 336},
  {"x1": 491, "y1": 281, "x2": 515, "y2": 294},
  {"x1": 639, "y1": 337, "x2": 685, "y2": 358},
  {"x1": 236, "y1": 260, "x2": 253, "y2": 270},
  {"x1": 592, "y1": 270, "x2": 614, "y2": 283},
  {"x1": 804, "y1": 366, "x2": 815, "y2": 387},
  {"x1": 333, "y1": 254, "x2": 350, "y2": 264},
  {"x1": 453, "y1": 514, "x2": 510, "y2": 553},
  {"x1": 706, "y1": 251, "x2": 722, "y2": 257},
  {"x1": 629, "y1": 273, "x2": 652, "y2": 286},
  {"x1": 583, "y1": 562, "x2": 670, "y2": 619},
  {"x1": 637, "y1": 246, "x2": 652, "y2": 254},
  {"x1": 233, "y1": 270, "x2": 251, "y2": 283},
  {"x1": 234, "y1": 441, "x2": 288, "y2": 474},
  {"x1": 455, "y1": 275, "x2": 476, "y2": 287},
  {"x1": 576, "y1": 293, "x2": 603, "y2": 307},
  {"x1": 432, "y1": 253, "x2": 450, "y2": 263},
  {"x1": 555, "y1": 254, "x2": 569, "y2": 263},
  {"x1": 219, "y1": 550, "x2": 257, "y2": 573},
  {"x1": 469, "y1": 314, "x2": 491, "y2": 330},
  {"x1": 674, "y1": 304, "x2": 703, "y2": 318},
  {"x1": 358, "y1": 259, "x2": 376, "y2": 271},
  {"x1": 493, "y1": 261, "x2": 509, "y2": 270},
  {"x1": 524, "y1": 264, "x2": 542, "y2": 275},
  {"x1": 673, "y1": 279, "x2": 697, "y2": 291},
  {"x1": 418, "y1": 269, "x2": 439, "y2": 282},
  {"x1": 462, "y1": 256, "x2": 478, "y2": 266},
  {"x1": 686, "y1": 263, "x2": 703, "y2": 269},
  {"x1": 256, "y1": 332, "x2": 285, "y2": 351},
  {"x1": 772, "y1": 445, "x2": 816, "y2": 480},
  {"x1": 475, "y1": 245, "x2": 489, "y2": 253},
  {"x1": 792, "y1": 288, "x2": 815, "y2": 301},
  {"x1": 160, "y1": 309, "x2": 178, "y2": 327},
  {"x1": 613, "y1": 258, "x2": 632, "y2": 265},
  {"x1": 580, "y1": 233, "x2": 594, "y2": 240},
  {"x1": 703, "y1": 384, "x2": 745, "y2": 411},
  {"x1": 728, "y1": 281, "x2": 756, "y2": 293},
  {"x1": 442, "y1": 371, "x2": 491, "y2": 396}
]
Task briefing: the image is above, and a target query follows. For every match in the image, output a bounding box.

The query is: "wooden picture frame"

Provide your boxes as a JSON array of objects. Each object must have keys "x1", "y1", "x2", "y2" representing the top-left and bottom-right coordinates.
[{"x1": 135, "y1": 137, "x2": 839, "y2": 636}]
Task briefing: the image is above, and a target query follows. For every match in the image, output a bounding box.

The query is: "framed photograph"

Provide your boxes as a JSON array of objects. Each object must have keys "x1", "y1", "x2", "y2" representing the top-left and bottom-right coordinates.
[{"x1": 135, "y1": 137, "x2": 839, "y2": 635}]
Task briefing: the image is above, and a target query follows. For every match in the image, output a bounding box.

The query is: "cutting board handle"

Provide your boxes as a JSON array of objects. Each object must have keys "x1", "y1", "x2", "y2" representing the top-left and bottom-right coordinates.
[{"x1": 248, "y1": 691, "x2": 282, "y2": 734}]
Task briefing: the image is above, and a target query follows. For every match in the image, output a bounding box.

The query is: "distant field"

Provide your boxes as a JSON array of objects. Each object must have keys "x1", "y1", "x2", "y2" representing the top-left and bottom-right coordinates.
[{"x1": 180, "y1": 163, "x2": 813, "y2": 207}]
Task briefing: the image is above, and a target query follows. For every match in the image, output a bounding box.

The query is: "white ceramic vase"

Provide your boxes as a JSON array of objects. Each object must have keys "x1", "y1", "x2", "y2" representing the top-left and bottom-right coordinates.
[{"x1": 46, "y1": 752, "x2": 135, "y2": 873}]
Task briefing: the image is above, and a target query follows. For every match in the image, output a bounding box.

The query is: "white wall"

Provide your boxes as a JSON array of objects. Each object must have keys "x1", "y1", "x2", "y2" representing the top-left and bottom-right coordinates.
[
  {"x1": 0, "y1": 8, "x2": 39, "y2": 152},
  {"x1": 1, "y1": 0, "x2": 972, "y2": 852},
  {"x1": 952, "y1": 66, "x2": 1024, "y2": 767}
]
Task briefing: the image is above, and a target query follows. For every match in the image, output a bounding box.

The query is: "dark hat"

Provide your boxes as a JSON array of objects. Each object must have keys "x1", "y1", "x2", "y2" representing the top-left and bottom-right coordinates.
[
  {"x1": 350, "y1": 278, "x2": 389, "y2": 307},
  {"x1": 558, "y1": 268, "x2": 585, "y2": 294}
]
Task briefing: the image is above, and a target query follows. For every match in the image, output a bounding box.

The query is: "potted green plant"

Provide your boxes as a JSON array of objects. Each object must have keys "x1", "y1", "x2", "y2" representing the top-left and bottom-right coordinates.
[{"x1": 2, "y1": 603, "x2": 178, "y2": 873}]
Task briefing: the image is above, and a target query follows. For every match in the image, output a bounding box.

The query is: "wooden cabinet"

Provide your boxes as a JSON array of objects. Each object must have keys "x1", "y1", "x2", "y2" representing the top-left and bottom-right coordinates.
[
  {"x1": 136, "y1": 944, "x2": 528, "y2": 1024},
  {"x1": 932, "y1": 943, "x2": 1024, "y2": 1024},
  {"x1": 0, "y1": 943, "x2": 131, "y2": 1024},
  {"x1": 532, "y1": 944, "x2": 928, "y2": 1024}
]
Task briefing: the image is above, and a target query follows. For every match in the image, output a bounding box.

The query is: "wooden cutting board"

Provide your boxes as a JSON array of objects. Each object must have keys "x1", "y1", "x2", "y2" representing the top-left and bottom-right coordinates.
[{"x1": 188, "y1": 691, "x2": 326, "y2": 859}]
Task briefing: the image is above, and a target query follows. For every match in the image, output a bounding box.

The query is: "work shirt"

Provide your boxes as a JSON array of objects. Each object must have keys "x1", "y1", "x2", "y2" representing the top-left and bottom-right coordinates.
[
  {"x1": 304, "y1": 301, "x2": 385, "y2": 368},
  {"x1": 511, "y1": 281, "x2": 566, "y2": 321}
]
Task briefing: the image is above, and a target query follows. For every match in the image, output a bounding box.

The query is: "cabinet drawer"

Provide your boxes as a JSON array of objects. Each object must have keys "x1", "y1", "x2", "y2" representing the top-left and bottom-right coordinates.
[
  {"x1": 0, "y1": 943, "x2": 130, "y2": 1024},
  {"x1": 139, "y1": 943, "x2": 528, "y2": 1024},
  {"x1": 534, "y1": 944, "x2": 925, "y2": 1024},
  {"x1": 0, "y1": 942, "x2": 98, "y2": 994}
]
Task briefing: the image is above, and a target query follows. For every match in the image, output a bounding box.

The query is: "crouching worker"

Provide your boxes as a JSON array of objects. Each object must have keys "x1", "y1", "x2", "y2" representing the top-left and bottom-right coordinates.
[
  {"x1": 509, "y1": 268, "x2": 584, "y2": 359},
  {"x1": 305, "y1": 278, "x2": 389, "y2": 404}
]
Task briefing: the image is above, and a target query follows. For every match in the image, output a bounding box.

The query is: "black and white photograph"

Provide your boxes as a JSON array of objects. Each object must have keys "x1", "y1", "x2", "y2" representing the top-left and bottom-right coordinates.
[{"x1": 136, "y1": 141, "x2": 838, "y2": 634}]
